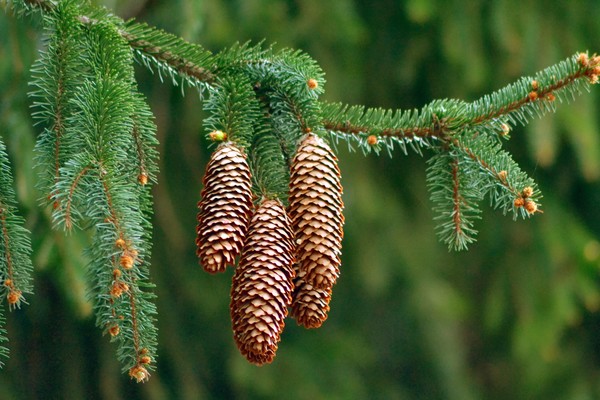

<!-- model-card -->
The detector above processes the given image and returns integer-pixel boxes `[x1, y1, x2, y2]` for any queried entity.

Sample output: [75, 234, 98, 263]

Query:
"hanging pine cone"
[196, 142, 253, 273]
[230, 198, 295, 365]
[291, 267, 331, 329]
[288, 133, 344, 291]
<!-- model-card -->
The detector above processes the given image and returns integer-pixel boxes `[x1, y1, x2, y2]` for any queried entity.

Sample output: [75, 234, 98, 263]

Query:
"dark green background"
[1, 0, 600, 398]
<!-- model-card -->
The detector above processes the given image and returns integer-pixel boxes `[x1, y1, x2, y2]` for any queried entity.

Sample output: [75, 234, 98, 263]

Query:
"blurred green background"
[2, 0, 600, 398]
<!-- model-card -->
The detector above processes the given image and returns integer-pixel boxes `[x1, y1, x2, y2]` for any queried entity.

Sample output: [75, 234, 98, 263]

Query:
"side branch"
[450, 159, 464, 238]
[0, 209, 21, 309]
[455, 142, 517, 196]
[322, 53, 600, 150]
[52, 75, 65, 184]
[98, 175, 151, 382]
[63, 165, 90, 230]
[452, 135, 541, 218]
[468, 53, 600, 127]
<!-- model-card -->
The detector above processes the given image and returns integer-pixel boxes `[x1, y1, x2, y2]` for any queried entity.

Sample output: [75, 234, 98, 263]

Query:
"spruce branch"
[0, 136, 34, 364]
[60, 161, 90, 230]
[0, 140, 34, 309]
[321, 52, 600, 155]
[467, 52, 600, 130]
[13, 0, 600, 280]
[30, 0, 86, 205]
[321, 100, 451, 155]
[18, 0, 600, 134]
[452, 131, 542, 220]
[427, 153, 482, 251]
[25, 2, 160, 379]
[7, 0, 600, 377]
[92, 174, 157, 381]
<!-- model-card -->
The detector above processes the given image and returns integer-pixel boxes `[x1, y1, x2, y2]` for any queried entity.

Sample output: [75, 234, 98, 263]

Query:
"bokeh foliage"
[1, 0, 600, 398]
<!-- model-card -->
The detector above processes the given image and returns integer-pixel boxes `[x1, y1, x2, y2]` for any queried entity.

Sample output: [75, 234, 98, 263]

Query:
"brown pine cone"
[230, 198, 295, 365]
[288, 133, 344, 290]
[291, 267, 331, 329]
[196, 142, 253, 273]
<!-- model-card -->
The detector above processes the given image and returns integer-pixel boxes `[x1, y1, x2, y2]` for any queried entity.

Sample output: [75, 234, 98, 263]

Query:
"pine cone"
[196, 142, 253, 273]
[291, 267, 331, 329]
[230, 198, 295, 365]
[288, 133, 344, 290]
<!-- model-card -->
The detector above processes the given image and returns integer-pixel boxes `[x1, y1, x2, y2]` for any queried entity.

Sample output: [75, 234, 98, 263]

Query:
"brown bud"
[546, 93, 556, 102]
[7, 290, 21, 305]
[3, 279, 12, 287]
[522, 186, 534, 198]
[578, 52, 589, 67]
[514, 198, 525, 208]
[528, 91, 538, 102]
[110, 281, 129, 298]
[524, 200, 538, 214]
[531, 80, 539, 91]
[129, 365, 150, 383]
[115, 238, 126, 249]
[498, 170, 508, 181]
[108, 325, 120, 337]
[307, 78, 319, 90]
[138, 172, 148, 186]
[367, 135, 378, 145]
[139, 355, 152, 365]
[120, 254, 134, 270]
